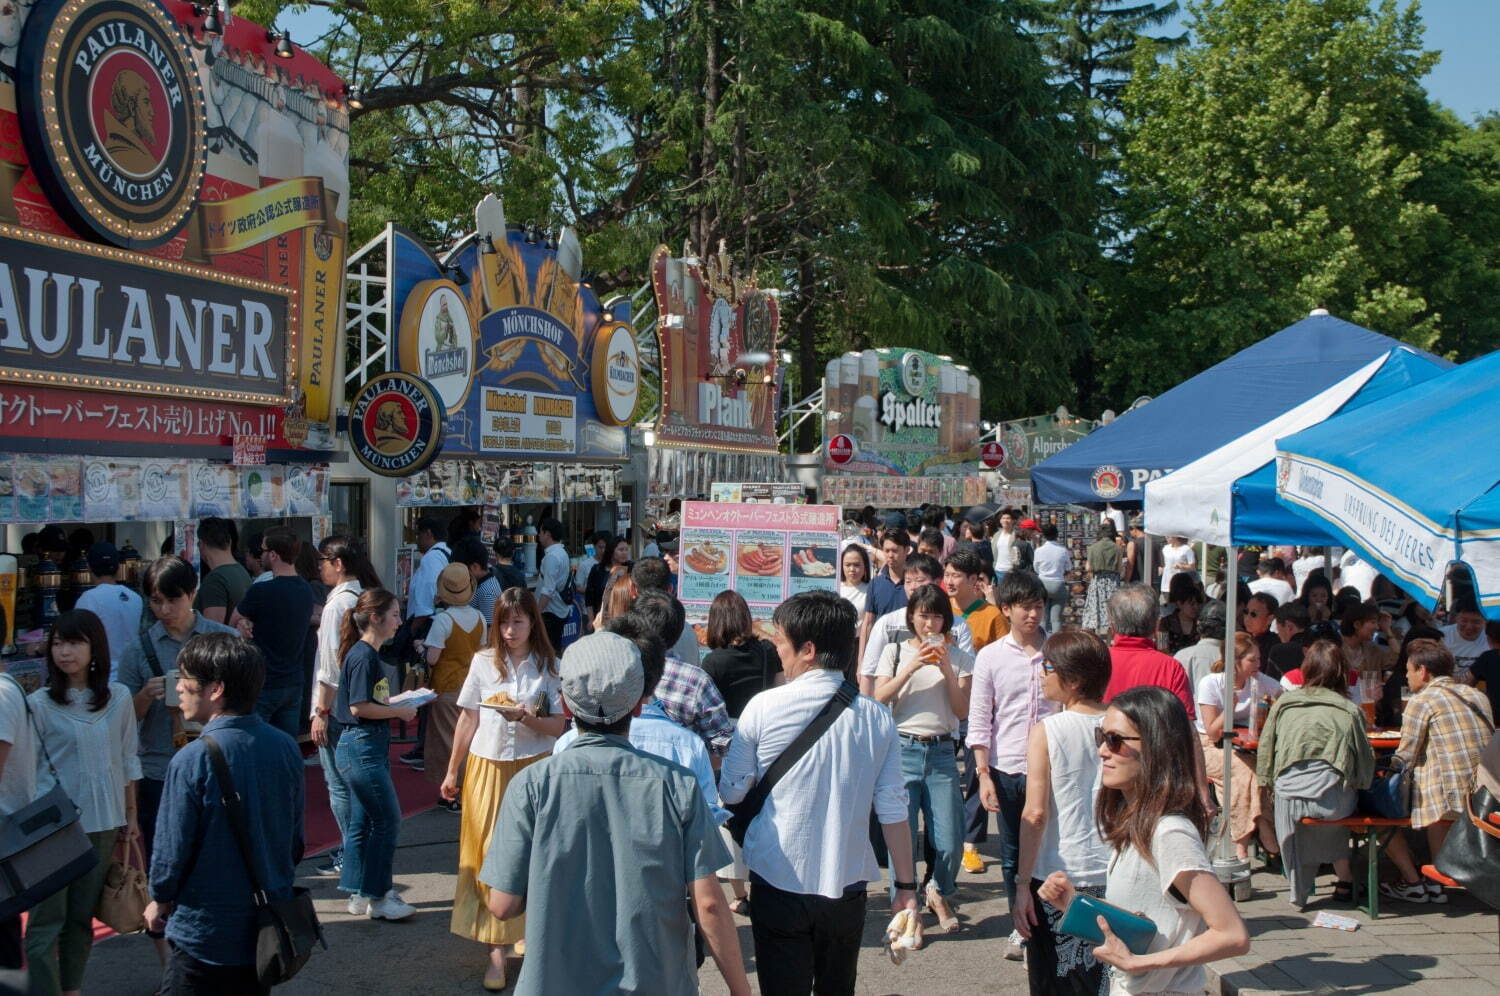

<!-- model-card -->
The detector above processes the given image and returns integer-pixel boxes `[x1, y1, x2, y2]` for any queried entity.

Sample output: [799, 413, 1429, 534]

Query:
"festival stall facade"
[0, 0, 349, 680]
[347, 195, 641, 595]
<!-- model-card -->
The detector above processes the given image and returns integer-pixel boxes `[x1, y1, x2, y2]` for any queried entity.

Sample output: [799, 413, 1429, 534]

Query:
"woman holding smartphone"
[442, 587, 565, 991]
[1039, 686, 1249, 995]
[335, 589, 419, 923]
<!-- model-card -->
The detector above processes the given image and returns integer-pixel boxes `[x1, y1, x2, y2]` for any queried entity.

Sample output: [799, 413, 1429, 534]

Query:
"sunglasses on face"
[1094, 728, 1142, 754]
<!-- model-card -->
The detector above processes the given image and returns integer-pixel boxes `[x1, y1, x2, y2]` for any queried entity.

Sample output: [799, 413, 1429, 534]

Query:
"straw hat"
[436, 562, 475, 607]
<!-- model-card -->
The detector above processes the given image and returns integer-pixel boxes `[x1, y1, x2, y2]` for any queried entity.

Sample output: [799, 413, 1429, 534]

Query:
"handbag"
[1357, 756, 1410, 819]
[0, 676, 100, 919]
[202, 736, 325, 987]
[1057, 892, 1158, 956]
[1434, 786, 1500, 910]
[724, 681, 856, 847]
[94, 835, 149, 933]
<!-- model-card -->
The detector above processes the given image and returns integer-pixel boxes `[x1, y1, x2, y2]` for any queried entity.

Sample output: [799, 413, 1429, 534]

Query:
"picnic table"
[1232, 728, 1401, 751]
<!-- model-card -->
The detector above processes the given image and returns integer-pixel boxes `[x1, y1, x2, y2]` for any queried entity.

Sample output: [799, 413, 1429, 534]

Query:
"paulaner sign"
[0, 226, 291, 404]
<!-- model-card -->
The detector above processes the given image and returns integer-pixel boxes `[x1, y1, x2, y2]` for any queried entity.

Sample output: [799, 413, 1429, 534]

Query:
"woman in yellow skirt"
[441, 587, 564, 991]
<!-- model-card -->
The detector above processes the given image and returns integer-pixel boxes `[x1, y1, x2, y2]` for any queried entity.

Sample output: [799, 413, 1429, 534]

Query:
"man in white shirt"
[860, 553, 973, 694]
[0, 670, 38, 967]
[573, 533, 603, 630]
[1291, 549, 1326, 595]
[720, 590, 915, 996]
[1249, 557, 1295, 607]
[991, 509, 1019, 577]
[1339, 551, 1379, 600]
[1032, 523, 1072, 634]
[406, 516, 451, 625]
[535, 517, 572, 653]
[74, 542, 143, 682]
[1442, 604, 1489, 679]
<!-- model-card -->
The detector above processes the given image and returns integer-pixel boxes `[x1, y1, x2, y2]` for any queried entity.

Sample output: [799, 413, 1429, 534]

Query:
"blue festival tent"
[1030, 312, 1435, 506]
[1276, 348, 1500, 619]
[1144, 347, 1449, 545]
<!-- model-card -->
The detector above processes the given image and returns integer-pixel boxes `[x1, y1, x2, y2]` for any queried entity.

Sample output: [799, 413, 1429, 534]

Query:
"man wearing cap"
[230, 527, 314, 739]
[424, 563, 486, 807]
[75, 541, 144, 682]
[482, 632, 749, 996]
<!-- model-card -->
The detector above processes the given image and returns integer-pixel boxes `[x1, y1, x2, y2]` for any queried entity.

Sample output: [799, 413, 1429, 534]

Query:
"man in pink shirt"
[1103, 583, 1195, 718]
[966, 570, 1057, 959]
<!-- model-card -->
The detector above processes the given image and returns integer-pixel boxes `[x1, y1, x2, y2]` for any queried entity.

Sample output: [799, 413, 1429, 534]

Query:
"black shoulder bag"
[724, 680, 857, 847]
[201, 736, 325, 987]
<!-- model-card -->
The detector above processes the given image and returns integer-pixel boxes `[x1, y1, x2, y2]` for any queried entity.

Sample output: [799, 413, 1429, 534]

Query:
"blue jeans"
[1042, 578, 1068, 635]
[319, 722, 349, 862]
[336, 723, 401, 898]
[896, 736, 964, 901]
[986, 767, 1027, 905]
[256, 685, 302, 740]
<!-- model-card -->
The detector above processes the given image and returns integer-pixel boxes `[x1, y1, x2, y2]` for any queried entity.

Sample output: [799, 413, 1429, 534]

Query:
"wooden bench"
[1300, 815, 1410, 918]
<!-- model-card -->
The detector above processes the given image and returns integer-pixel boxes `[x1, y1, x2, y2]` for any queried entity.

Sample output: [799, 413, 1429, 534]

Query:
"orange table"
[1232, 728, 1399, 751]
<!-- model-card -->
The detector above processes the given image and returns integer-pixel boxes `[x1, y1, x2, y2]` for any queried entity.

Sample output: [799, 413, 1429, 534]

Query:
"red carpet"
[28, 732, 439, 943]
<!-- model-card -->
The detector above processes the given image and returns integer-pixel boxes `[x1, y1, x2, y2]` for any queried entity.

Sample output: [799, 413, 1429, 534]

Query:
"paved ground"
[82, 808, 1500, 994]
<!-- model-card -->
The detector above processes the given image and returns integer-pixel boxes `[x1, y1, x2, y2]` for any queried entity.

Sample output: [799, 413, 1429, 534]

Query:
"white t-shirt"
[1160, 544, 1195, 592]
[1441, 624, 1489, 673]
[427, 605, 486, 650]
[455, 649, 563, 762]
[537, 543, 572, 619]
[1248, 576, 1295, 607]
[860, 606, 974, 676]
[1033, 541, 1071, 583]
[1194, 671, 1282, 734]
[1105, 815, 1214, 996]
[1339, 552, 1378, 600]
[839, 582, 868, 617]
[1291, 555, 1326, 594]
[74, 582, 144, 677]
[992, 530, 1017, 571]
[874, 641, 975, 737]
[0, 678, 38, 816]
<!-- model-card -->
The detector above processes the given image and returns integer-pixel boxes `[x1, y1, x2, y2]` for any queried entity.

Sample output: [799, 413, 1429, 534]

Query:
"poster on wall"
[710, 482, 806, 504]
[677, 500, 839, 624]
[83, 458, 142, 522]
[650, 244, 781, 454]
[822, 349, 981, 476]
[0, 0, 349, 441]
[386, 195, 640, 464]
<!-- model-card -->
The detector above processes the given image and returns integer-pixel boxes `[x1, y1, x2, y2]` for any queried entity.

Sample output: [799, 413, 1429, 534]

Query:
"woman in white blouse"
[26, 609, 141, 996]
[839, 545, 871, 617]
[441, 588, 565, 991]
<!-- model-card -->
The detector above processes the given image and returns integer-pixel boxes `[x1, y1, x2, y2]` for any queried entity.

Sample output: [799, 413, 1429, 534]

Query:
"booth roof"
[1030, 313, 1439, 507]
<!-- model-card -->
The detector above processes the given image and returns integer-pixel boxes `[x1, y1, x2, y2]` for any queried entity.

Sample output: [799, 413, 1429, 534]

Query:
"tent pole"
[1217, 546, 1240, 867]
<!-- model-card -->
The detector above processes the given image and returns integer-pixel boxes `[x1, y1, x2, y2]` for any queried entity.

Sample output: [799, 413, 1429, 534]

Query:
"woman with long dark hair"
[839, 544, 872, 616]
[26, 610, 141, 996]
[334, 589, 419, 923]
[1039, 686, 1249, 995]
[1296, 574, 1334, 624]
[442, 587, 565, 990]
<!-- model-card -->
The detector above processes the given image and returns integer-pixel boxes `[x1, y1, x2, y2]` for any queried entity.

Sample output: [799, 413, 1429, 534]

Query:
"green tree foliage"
[1097, 0, 1500, 405]
[1026, 0, 1186, 111]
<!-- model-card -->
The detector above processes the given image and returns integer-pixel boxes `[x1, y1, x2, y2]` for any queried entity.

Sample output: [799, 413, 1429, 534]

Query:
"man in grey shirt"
[481, 632, 748, 996]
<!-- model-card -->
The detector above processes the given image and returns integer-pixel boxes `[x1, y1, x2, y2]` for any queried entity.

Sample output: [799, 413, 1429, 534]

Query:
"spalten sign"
[347, 372, 443, 477]
[821, 348, 981, 476]
[0, 0, 350, 446]
[650, 243, 781, 454]
[386, 195, 641, 463]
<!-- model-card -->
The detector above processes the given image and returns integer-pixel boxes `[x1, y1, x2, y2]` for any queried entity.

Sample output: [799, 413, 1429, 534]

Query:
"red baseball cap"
[1019, 518, 1039, 530]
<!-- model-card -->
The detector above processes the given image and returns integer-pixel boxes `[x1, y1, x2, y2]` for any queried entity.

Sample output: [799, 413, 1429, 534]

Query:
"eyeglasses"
[1094, 728, 1142, 754]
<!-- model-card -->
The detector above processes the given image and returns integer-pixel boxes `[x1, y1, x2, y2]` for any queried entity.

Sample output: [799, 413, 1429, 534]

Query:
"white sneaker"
[1005, 928, 1026, 961]
[346, 895, 369, 916]
[367, 892, 416, 921]
[1425, 881, 1448, 904]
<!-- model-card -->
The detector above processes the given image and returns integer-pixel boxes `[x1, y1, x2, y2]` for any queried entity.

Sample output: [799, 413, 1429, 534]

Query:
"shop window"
[330, 481, 369, 540]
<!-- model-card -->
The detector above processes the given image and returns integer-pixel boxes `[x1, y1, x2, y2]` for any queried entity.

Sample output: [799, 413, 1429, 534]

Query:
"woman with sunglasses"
[1039, 686, 1249, 994]
[1012, 631, 1111, 994]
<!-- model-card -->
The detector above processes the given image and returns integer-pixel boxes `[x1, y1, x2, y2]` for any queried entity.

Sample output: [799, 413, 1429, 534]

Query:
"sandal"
[728, 897, 751, 916]
[1331, 880, 1355, 903]
[925, 886, 959, 932]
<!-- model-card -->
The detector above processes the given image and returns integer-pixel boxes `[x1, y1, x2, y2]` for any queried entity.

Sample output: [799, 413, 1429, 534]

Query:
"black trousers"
[0, 915, 21, 971]
[542, 611, 567, 654]
[749, 874, 865, 996]
[162, 942, 267, 996]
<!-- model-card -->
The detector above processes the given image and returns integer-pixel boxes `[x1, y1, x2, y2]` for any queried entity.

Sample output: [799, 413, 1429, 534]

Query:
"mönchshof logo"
[18, 0, 208, 249]
[348, 372, 444, 477]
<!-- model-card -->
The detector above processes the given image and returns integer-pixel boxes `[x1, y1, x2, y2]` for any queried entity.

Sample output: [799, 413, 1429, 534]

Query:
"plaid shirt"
[1397, 676, 1494, 828]
[655, 654, 734, 755]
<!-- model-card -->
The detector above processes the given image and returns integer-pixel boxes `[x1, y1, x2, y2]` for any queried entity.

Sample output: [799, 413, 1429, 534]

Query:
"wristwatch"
[893, 880, 918, 891]
[315, 707, 331, 718]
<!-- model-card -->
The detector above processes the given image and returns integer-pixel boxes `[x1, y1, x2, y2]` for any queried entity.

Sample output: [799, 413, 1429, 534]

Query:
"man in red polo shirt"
[1103, 583, 1195, 718]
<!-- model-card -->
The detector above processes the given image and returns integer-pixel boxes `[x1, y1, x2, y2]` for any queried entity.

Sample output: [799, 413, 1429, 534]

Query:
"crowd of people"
[0, 502, 1496, 995]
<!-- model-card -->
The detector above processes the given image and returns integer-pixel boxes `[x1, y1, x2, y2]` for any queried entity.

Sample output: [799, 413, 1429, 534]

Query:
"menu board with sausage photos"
[677, 500, 841, 624]
[1036, 504, 1095, 628]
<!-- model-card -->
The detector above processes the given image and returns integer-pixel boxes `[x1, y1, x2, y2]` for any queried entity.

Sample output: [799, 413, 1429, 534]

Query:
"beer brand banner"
[822, 348, 981, 476]
[386, 195, 641, 463]
[650, 244, 781, 454]
[0, 0, 349, 441]
[994, 413, 1096, 479]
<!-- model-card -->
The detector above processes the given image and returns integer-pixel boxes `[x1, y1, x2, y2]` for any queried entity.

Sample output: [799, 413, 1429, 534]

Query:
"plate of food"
[479, 691, 521, 713]
[737, 543, 784, 577]
[683, 542, 729, 575]
[791, 548, 837, 577]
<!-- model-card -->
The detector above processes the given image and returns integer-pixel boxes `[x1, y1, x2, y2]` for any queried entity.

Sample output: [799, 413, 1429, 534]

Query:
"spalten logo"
[18, 0, 208, 249]
[348, 372, 443, 477]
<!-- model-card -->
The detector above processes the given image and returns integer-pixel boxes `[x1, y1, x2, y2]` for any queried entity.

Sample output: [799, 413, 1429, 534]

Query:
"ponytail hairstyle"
[490, 586, 558, 679]
[338, 588, 398, 666]
[320, 534, 382, 590]
[1095, 686, 1209, 863]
